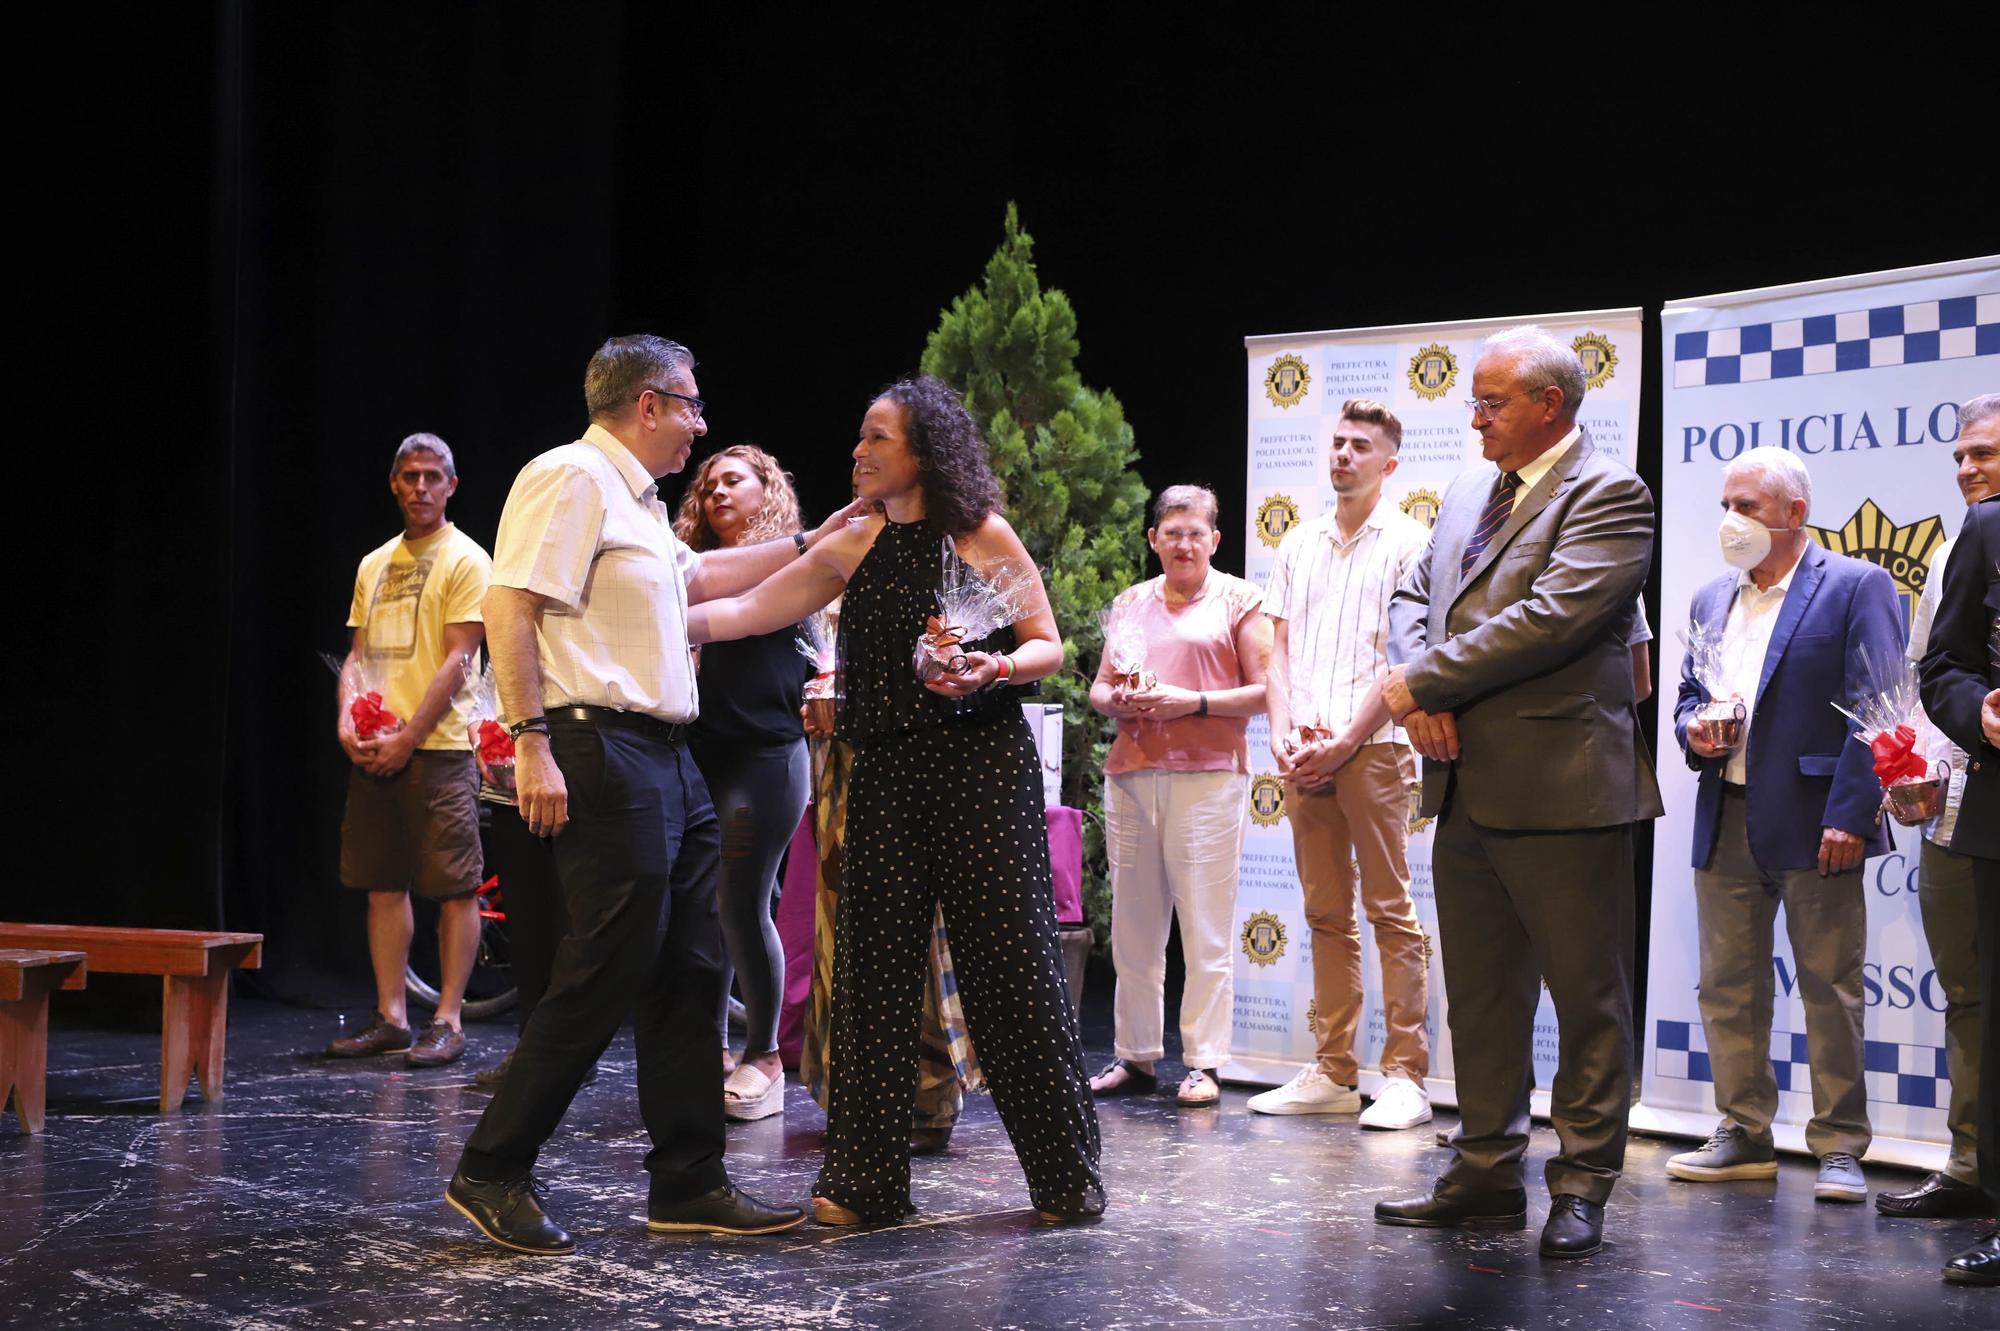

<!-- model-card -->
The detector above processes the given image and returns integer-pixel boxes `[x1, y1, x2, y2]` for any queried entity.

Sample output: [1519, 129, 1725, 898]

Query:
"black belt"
[545, 705, 687, 745]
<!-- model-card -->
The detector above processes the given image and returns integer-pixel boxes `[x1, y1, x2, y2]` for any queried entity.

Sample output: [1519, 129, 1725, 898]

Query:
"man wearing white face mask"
[1669, 447, 1904, 1203]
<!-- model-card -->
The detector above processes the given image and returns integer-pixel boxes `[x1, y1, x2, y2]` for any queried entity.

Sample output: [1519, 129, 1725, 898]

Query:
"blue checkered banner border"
[1672, 292, 1999, 388]
[1654, 1020, 1949, 1111]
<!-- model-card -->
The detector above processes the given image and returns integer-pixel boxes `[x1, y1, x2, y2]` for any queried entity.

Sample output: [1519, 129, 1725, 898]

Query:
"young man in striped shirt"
[1251, 398, 1433, 1130]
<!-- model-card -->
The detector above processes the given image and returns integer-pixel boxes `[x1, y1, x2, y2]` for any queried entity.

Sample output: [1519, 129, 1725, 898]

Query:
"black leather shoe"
[1944, 1234, 2000, 1285]
[471, 1049, 515, 1093]
[471, 1049, 600, 1094]
[1375, 1186, 1527, 1230]
[1875, 1171, 1988, 1218]
[647, 1184, 807, 1235]
[446, 1169, 574, 1256]
[1540, 1194, 1604, 1258]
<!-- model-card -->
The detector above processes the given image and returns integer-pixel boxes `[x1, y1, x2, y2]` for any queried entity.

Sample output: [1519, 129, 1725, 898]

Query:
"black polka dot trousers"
[814, 713, 1104, 1219]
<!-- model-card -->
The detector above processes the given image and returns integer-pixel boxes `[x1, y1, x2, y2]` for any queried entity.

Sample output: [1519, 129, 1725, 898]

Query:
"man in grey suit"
[1374, 326, 1661, 1259]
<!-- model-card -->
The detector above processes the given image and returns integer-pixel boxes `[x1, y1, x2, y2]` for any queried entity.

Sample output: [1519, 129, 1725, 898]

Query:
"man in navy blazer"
[1669, 447, 1902, 1205]
[1917, 448, 2000, 1286]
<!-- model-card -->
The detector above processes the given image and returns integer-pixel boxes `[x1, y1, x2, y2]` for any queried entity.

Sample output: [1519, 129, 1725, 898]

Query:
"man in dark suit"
[1669, 448, 1901, 1207]
[1377, 326, 1661, 1259]
[1919, 418, 2000, 1286]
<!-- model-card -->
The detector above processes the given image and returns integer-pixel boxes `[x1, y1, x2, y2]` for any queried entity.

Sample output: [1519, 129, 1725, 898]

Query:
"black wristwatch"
[507, 715, 550, 739]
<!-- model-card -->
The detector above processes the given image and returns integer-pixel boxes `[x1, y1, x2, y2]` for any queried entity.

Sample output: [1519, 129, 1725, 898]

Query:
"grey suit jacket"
[1388, 430, 1663, 830]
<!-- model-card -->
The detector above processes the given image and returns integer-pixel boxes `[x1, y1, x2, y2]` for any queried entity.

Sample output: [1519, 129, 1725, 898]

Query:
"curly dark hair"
[875, 375, 1001, 537]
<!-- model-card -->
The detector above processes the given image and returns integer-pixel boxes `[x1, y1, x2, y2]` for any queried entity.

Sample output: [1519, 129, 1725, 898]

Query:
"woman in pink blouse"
[1087, 486, 1271, 1107]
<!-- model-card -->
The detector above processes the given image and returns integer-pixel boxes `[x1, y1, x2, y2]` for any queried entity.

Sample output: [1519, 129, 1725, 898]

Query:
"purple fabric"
[1045, 804, 1085, 925]
[774, 806, 818, 1064]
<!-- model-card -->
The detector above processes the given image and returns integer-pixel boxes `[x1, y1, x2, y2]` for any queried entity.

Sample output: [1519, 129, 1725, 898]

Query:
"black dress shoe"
[1875, 1171, 1988, 1218]
[1944, 1234, 2000, 1285]
[1539, 1194, 1604, 1258]
[472, 1049, 599, 1094]
[1375, 1186, 1527, 1230]
[647, 1184, 807, 1235]
[446, 1169, 574, 1256]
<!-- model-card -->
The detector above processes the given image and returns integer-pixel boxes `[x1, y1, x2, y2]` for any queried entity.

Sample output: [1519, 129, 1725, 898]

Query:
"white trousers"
[1104, 768, 1247, 1069]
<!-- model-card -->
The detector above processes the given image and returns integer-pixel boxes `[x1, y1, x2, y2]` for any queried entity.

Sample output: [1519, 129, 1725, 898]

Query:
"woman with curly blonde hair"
[673, 444, 817, 1121]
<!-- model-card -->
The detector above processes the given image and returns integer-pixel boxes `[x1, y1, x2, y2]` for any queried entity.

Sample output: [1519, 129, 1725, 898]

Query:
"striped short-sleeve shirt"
[1264, 498, 1430, 746]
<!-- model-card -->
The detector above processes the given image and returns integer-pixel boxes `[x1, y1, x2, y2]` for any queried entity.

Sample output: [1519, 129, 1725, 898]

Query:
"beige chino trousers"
[1284, 742, 1429, 1086]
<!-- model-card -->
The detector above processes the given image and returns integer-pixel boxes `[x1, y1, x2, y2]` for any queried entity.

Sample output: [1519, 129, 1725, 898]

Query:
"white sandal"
[723, 1063, 785, 1121]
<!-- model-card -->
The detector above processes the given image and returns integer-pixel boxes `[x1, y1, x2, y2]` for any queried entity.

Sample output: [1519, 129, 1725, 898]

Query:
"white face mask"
[1718, 510, 1776, 570]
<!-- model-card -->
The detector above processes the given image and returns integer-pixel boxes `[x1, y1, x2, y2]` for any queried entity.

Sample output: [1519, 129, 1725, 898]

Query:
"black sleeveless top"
[835, 516, 1036, 744]
[690, 622, 814, 746]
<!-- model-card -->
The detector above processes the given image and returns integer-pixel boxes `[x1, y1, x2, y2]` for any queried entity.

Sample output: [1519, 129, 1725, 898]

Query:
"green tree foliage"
[922, 203, 1148, 946]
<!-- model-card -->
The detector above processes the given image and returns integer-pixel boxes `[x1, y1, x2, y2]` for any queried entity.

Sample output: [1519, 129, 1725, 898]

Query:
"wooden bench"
[2, 948, 87, 1132]
[0, 924, 262, 1112]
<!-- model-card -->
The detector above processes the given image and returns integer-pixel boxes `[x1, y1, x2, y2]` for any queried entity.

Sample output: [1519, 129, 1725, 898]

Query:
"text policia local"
[1680, 401, 1967, 464]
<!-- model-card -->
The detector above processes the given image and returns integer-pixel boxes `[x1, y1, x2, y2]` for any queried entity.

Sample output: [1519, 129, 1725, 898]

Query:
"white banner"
[1229, 309, 1644, 1109]
[1634, 258, 2000, 1170]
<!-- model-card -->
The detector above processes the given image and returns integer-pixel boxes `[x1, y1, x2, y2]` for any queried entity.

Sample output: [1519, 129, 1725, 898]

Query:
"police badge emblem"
[1407, 343, 1458, 402]
[1255, 494, 1300, 549]
[1248, 773, 1286, 827]
[1240, 910, 1288, 967]
[1264, 353, 1311, 409]
[1806, 499, 1944, 636]
[1398, 487, 1442, 530]
[1571, 331, 1619, 389]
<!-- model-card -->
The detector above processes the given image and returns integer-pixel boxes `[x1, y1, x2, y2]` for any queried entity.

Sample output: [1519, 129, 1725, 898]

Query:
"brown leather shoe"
[406, 1020, 466, 1067]
[327, 1012, 413, 1057]
[910, 1126, 953, 1155]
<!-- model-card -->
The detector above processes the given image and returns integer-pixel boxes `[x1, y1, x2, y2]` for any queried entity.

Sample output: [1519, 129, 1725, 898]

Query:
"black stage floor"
[3, 988, 1989, 1330]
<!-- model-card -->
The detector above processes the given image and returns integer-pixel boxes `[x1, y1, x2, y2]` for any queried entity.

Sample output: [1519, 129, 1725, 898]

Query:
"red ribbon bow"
[350, 691, 401, 740]
[1869, 724, 1929, 787]
[475, 719, 516, 765]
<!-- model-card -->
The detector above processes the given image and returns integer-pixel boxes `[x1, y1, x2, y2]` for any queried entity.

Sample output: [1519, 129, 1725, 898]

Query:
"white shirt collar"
[581, 422, 659, 501]
[1510, 424, 1582, 494]
[1735, 558, 1799, 598]
[1325, 494, 1394, 544]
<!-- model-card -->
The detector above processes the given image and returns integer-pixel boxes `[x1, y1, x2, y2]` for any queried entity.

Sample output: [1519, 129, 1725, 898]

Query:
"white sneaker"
[1358, 1075, 1432, 1130]
[1246, 1065, 1360, 1115]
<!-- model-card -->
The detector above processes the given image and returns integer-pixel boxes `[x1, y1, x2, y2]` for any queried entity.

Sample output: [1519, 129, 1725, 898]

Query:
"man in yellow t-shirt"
[328, 432, 492, 1068]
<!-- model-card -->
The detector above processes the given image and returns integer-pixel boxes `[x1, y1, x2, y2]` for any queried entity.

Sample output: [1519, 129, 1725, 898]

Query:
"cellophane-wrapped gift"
[463, 659, 516, 800]
[1099, 600, 1156, 696]
[321, 650, 403, 741]
[1679, 622, 1744, 747]
[1834, 640, 1946, 824]
[797, 612, 838, 732]
[912, 537, 1033, 683]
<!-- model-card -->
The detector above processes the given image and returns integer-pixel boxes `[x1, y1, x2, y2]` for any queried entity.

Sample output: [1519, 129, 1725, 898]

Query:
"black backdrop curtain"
[30, 8, 1993, 1014]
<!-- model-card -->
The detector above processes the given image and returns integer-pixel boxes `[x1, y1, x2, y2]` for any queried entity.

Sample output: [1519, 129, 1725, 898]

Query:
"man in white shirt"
[1251, 399, 1432, 1131]
[1877, 392, 2000, 1220]
[446, 335, 862, 1255]
[1670, 447, 1903, 1205]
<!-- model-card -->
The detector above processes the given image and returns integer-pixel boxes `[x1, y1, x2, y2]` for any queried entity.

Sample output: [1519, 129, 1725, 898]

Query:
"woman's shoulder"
[1112, 576, 1164, 610]
[1209, 570, 1264, 607]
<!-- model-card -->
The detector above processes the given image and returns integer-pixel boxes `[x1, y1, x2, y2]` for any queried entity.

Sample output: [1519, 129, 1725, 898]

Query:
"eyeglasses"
[641, 386, 706, 420]
[1464, 389, 1539, 418]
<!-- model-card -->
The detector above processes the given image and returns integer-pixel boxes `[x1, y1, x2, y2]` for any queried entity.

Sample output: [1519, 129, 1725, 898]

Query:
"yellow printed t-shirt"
[347, 523, 492, 751]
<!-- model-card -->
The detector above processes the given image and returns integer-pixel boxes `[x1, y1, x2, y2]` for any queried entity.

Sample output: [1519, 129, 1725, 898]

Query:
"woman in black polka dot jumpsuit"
[689, 376, 1104, 1224]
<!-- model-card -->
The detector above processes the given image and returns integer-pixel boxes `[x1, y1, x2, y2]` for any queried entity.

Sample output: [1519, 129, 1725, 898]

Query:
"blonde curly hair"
[673, 444, 804, 551]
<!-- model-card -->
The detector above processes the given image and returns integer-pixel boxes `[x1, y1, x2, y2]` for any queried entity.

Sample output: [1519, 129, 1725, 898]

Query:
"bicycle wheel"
[405, 882, 517, 1022]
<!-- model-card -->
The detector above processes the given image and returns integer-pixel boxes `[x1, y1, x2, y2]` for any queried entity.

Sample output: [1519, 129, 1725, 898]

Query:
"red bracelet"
[995, 655, 1015, 685]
